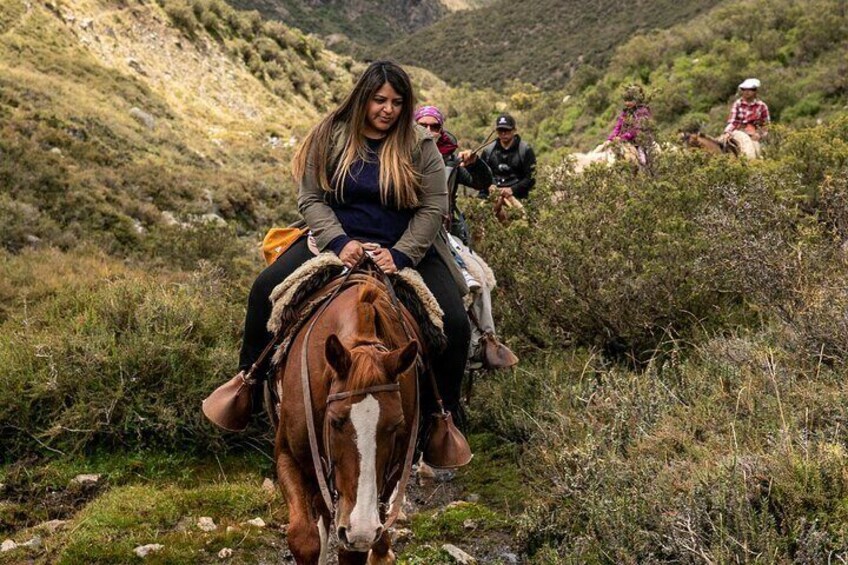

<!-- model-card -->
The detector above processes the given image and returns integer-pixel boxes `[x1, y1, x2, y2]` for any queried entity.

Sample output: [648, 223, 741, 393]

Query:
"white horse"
[569, 142, 664, 173]
[728, 130, 761, 159]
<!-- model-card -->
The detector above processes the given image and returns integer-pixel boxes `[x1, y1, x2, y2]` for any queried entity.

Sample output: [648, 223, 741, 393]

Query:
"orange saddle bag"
[262, 227, 307, 265]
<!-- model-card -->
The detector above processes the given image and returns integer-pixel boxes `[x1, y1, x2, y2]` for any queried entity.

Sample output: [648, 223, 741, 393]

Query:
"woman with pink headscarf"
[415, 105, 516, 372]
[414, 105, 492, 247]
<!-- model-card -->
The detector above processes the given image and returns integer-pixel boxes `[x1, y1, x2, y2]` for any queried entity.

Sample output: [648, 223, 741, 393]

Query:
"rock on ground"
[37, 520, 68, 533]
[442, 543, 477, 564]
[218, 547, 233, 559]
[197, 517, 217, 532]
[1, 540, 17, 553]
[133, 544, 164, 557]
[71, 473, 102, 486]
[129, 107, 156, 130]
[20, 536, 42, 550]
[244, 517, 266, 528]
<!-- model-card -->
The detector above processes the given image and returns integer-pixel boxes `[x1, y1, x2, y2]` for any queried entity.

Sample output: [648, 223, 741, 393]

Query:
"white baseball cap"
[738, 78, 761, 90]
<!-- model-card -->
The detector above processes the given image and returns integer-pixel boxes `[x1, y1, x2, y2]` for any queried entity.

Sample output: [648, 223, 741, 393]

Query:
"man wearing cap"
[720, 78, 770, 144]
[480, 113, 536, 200]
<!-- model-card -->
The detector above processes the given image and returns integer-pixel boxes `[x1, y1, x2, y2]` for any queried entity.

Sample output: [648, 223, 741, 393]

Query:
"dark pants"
[239, 238, 470, 419]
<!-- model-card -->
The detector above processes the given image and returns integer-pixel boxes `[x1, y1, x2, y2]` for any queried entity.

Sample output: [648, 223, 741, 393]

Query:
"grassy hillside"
[517, 0, 848, 153]
[223, 0, 495, 57]
[417, 0, 848, 160]
[4, 0, 848, 561]
[384, 0, 723, 89]
[0, 0, 357, 255]
[462, 117, 848, 560]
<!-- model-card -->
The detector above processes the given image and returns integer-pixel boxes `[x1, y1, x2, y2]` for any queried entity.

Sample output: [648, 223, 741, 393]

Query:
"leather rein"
[298, 256, 423, 531]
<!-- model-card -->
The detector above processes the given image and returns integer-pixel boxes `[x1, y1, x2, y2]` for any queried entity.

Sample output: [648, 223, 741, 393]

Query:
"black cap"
[495, 114, 516, 130]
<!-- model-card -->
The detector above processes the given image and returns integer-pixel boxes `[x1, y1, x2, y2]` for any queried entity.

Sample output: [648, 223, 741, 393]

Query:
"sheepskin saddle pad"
[266, 253, 447, 367]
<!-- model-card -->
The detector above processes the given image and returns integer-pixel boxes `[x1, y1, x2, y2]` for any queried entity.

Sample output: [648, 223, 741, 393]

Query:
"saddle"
[203, 254, 472, 469]
[265, 253, 447, 365]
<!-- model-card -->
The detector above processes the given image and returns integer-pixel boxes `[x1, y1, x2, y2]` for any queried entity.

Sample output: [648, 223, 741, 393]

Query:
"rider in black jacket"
[480, 113, 536, 200]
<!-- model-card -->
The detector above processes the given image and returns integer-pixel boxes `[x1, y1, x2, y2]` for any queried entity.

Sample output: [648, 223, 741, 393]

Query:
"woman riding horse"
[238, 60, 470, 424]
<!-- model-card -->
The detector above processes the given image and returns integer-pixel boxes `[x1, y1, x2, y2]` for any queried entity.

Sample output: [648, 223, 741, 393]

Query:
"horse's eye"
[331, 417, 347, 430]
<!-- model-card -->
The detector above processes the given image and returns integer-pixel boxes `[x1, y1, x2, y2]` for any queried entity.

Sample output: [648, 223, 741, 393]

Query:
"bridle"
[299, 256, 420, 532]
[321, 345, 408, 518]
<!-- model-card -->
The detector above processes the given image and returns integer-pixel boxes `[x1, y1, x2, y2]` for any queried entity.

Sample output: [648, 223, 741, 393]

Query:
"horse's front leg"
[277, 450, 323, 564]
[337, 547, 368, 565]
[367, 530, 395, 565]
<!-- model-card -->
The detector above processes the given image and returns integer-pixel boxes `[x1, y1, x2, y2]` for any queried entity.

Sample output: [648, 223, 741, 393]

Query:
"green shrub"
[474, 337, 848, 562]
[161, 0, 197, 37]
[0, 249, 247, 460]
[469, 152, 810, 361]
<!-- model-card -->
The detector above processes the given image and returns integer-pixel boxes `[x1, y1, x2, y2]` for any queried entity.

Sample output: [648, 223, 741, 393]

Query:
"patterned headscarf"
[623, 84, 646, 104]
[414, 105, 445, 126]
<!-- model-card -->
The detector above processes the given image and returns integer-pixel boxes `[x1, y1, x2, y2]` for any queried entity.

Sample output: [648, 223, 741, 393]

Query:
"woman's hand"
[458, 149, 477, 166]
[338, 240, 365, 269]
[368, 247, 398, 274]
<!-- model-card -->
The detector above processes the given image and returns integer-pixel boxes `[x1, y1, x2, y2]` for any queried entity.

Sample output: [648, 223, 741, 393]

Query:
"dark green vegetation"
[0, 451, 288, 564]
[522, 0, 848, 153]
[4, 0, 848, 561]
[158, 0, 354, 105]
[223, 0, 446, 57]
[464, 118, 848, 560]
[385, 0, 722, 89]
[406, 0, 848, 161]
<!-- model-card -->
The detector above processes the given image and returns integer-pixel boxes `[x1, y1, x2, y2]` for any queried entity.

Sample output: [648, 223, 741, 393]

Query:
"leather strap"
[299, 258, 423, 531]
[374, 268, 446, 413]
[326, 383, 400, 403]
[300, 260, 369, 515]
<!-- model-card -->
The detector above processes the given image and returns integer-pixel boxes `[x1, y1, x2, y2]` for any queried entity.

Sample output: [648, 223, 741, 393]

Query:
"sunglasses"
[418, 122, 442, 132]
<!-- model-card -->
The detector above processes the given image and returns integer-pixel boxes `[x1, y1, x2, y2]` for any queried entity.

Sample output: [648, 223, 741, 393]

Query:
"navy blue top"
[326, 138, 414, 269]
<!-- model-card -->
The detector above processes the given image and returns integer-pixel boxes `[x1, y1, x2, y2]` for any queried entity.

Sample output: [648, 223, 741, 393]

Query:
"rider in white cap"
[720, 78, 770, 143]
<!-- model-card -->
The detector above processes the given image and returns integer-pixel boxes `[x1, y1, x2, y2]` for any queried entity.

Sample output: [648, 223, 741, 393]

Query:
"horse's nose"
[336, 525, 383, 550]
[337, 526, 349, 547]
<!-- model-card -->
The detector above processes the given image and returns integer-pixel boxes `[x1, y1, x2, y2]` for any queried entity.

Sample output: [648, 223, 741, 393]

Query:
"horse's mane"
[344, 283, 410, 391]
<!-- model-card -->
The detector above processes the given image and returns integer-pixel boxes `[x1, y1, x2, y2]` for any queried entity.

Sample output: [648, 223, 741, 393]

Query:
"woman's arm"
[608, 112, 624, 141]
[296, 146, 348, 251]
[457, 156, 493, 191]
[391, 137, 447, 267]
[724, 100, 741, 134]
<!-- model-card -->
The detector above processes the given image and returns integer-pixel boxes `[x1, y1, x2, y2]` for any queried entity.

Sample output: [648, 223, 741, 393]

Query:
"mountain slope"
[384, 0, 723, 89]
[0, 0, 356, 253]
[522, 0, 848, 152]
[223, 0, 496, 54]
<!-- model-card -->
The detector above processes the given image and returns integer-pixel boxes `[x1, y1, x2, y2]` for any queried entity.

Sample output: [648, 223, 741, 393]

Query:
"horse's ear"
[383, 340, 418, 380]
[325, 334, 351, 379]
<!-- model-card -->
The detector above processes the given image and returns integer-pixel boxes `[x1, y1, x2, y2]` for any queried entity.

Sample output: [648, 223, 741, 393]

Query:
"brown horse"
[275, 278, 419, 565]
[680, 131, 740, 156]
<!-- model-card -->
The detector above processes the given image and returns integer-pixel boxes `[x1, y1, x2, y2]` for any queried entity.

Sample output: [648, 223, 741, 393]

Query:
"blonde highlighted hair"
[292, 60, 420, 209]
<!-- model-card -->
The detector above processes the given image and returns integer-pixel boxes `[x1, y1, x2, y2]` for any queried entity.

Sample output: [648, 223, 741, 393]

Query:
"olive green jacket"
[296, 125, 468, 294]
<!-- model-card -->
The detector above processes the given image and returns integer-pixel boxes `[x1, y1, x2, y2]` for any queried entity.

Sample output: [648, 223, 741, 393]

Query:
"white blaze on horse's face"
[342, 394, 383, 550]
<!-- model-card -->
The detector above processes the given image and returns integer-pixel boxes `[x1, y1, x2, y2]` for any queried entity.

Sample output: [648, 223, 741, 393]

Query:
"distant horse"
[275, 274, 420, 565]
[570, 143, 617, 173]
[680, 130, 761, 159]
[569, 142, 660, 173]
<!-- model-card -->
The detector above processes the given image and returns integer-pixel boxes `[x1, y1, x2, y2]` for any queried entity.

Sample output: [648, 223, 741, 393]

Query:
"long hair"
[291, 60, 420, 209]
